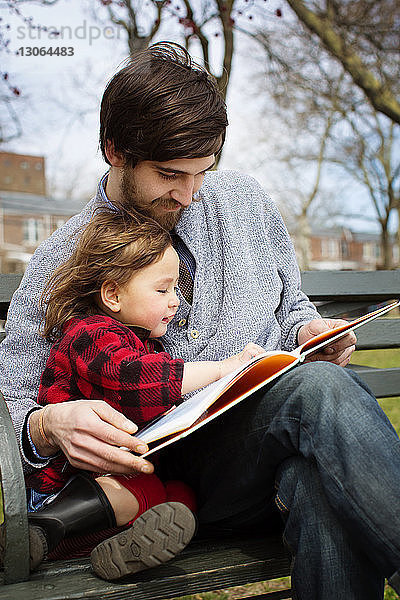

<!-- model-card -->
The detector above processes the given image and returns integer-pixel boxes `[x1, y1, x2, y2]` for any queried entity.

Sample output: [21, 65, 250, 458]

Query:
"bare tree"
[0, 0, 62, 144]
[91, 0, 269, 101]
[0, 77, 22, 144]
[326, 111, 399, 268]
[285, 0, 400, 124]
[263, 95, 340, 270]
[252, 1, 399, 268]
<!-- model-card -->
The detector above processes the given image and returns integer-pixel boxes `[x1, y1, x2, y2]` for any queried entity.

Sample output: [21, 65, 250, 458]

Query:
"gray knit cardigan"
[0, 169, 319, 472]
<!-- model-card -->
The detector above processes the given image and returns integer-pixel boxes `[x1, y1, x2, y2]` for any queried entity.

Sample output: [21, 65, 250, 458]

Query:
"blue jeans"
[159, 361, 400, 600]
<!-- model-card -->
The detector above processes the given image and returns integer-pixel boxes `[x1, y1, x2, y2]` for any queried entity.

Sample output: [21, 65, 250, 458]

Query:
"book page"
[137, 351, 271, 444]
[137, 350, 297, 447]
[140, 351, 299, 456]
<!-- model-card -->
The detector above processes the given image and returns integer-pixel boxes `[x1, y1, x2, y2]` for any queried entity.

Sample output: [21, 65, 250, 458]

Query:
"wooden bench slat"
[354, 319, 400, 350]
[244, 592, 292, 600]
[315, 300, 375, 318]
[2, 319, 398, 349]
[0, 274, 23, 321]
[302, 270, 400, 301]
[0, 275, 23, 302]
[349, 366, 400, 397]
[0, 536, 291, 600]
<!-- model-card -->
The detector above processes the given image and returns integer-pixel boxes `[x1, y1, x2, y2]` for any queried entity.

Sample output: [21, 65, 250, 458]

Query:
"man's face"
[120, 155, 215, 230]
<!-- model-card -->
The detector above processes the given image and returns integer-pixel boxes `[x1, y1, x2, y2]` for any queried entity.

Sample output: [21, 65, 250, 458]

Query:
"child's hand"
[219, 343, 265, 378]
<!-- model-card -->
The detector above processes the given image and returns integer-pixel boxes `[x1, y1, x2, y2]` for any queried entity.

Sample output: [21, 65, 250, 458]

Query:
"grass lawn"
[1, 350, 399, 598]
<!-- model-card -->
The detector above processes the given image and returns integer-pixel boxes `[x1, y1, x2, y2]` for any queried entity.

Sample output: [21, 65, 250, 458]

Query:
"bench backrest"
[0, 271, 399, 395]
[2, 271, 398, 346]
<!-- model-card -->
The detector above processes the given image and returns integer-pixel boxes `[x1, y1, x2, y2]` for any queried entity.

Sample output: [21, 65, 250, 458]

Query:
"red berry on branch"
[276, 8, 282, 16]
[3, 73, 8, 81]
[12, 87, 21, 96]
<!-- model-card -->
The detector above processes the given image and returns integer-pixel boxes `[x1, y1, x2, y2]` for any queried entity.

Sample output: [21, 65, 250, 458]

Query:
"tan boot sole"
[90, 502, 196, 581]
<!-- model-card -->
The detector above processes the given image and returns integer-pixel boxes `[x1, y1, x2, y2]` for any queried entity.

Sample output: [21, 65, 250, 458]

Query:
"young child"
[19, 208, 265, 581]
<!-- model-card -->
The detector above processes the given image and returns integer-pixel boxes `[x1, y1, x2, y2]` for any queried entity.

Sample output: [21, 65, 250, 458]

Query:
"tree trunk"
[380, 221, 391, 269]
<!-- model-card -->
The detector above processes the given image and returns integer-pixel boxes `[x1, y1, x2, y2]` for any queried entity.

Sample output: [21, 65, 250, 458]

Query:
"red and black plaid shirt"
[26, 314, 184, 493]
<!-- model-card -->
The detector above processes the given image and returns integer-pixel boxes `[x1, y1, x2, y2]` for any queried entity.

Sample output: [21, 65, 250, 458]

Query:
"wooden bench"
[0, 270, 399, 600]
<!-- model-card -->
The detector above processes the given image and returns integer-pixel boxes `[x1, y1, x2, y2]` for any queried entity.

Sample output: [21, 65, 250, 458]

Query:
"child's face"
[116, 245, 180, 338]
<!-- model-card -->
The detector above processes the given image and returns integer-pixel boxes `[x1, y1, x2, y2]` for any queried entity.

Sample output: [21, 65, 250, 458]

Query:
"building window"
[35, 162, 42, 171]
[363, 242, 382, 261]
[363, 243, 373, 260]
[23, 218, 42, 244]
[340, 241, 349, 258]
[321, 239, 339, 258]
[20, 161, 29, 170]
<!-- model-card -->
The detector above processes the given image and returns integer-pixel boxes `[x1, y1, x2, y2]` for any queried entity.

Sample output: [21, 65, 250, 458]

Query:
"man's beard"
[120, 167, 185, 231]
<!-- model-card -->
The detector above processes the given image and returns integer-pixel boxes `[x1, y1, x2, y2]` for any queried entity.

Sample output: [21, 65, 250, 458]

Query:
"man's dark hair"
[100, 41, 228, 167]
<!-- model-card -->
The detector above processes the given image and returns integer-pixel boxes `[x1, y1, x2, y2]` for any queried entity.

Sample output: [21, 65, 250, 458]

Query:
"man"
[0, 42, 399, 599]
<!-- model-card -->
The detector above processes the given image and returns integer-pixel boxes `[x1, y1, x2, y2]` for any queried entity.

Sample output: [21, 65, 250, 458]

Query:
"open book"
[137, 300, 399, 457]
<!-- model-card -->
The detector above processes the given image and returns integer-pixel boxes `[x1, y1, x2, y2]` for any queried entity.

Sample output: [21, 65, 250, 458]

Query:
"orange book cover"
[137, 300, 399, 457]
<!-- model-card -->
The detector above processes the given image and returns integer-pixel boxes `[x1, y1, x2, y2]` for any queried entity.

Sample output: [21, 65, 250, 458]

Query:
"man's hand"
[29, 400, 154, 474]
[297, 319, 356, 367]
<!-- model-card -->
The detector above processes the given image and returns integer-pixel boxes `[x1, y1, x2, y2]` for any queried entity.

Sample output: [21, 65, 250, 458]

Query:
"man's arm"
[28, 402, 155, 474]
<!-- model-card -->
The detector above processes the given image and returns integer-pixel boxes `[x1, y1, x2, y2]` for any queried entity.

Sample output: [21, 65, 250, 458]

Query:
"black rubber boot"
[26, 473, 116, 570]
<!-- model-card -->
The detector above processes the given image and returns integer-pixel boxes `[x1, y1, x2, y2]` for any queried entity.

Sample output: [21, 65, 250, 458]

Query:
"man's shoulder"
[203, 169, 263, 191]
[199, 169, 275, 218]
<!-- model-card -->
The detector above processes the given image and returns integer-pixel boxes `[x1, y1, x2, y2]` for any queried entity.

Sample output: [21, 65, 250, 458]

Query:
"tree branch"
[286, 0, 400, 124]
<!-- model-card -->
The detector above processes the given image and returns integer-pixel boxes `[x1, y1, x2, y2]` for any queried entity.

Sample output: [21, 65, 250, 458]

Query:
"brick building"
[0, 152, 46, 196]
[294, 226, 399, 271]
[0, 152, 85, 274]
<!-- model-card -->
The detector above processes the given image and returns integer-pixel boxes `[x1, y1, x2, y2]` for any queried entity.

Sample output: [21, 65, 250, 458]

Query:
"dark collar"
[93, 308, 152, 342]
[125, 325, 152, 341]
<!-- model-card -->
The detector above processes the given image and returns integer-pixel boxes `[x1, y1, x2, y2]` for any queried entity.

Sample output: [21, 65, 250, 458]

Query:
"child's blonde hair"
[41, 209, 172, 342]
